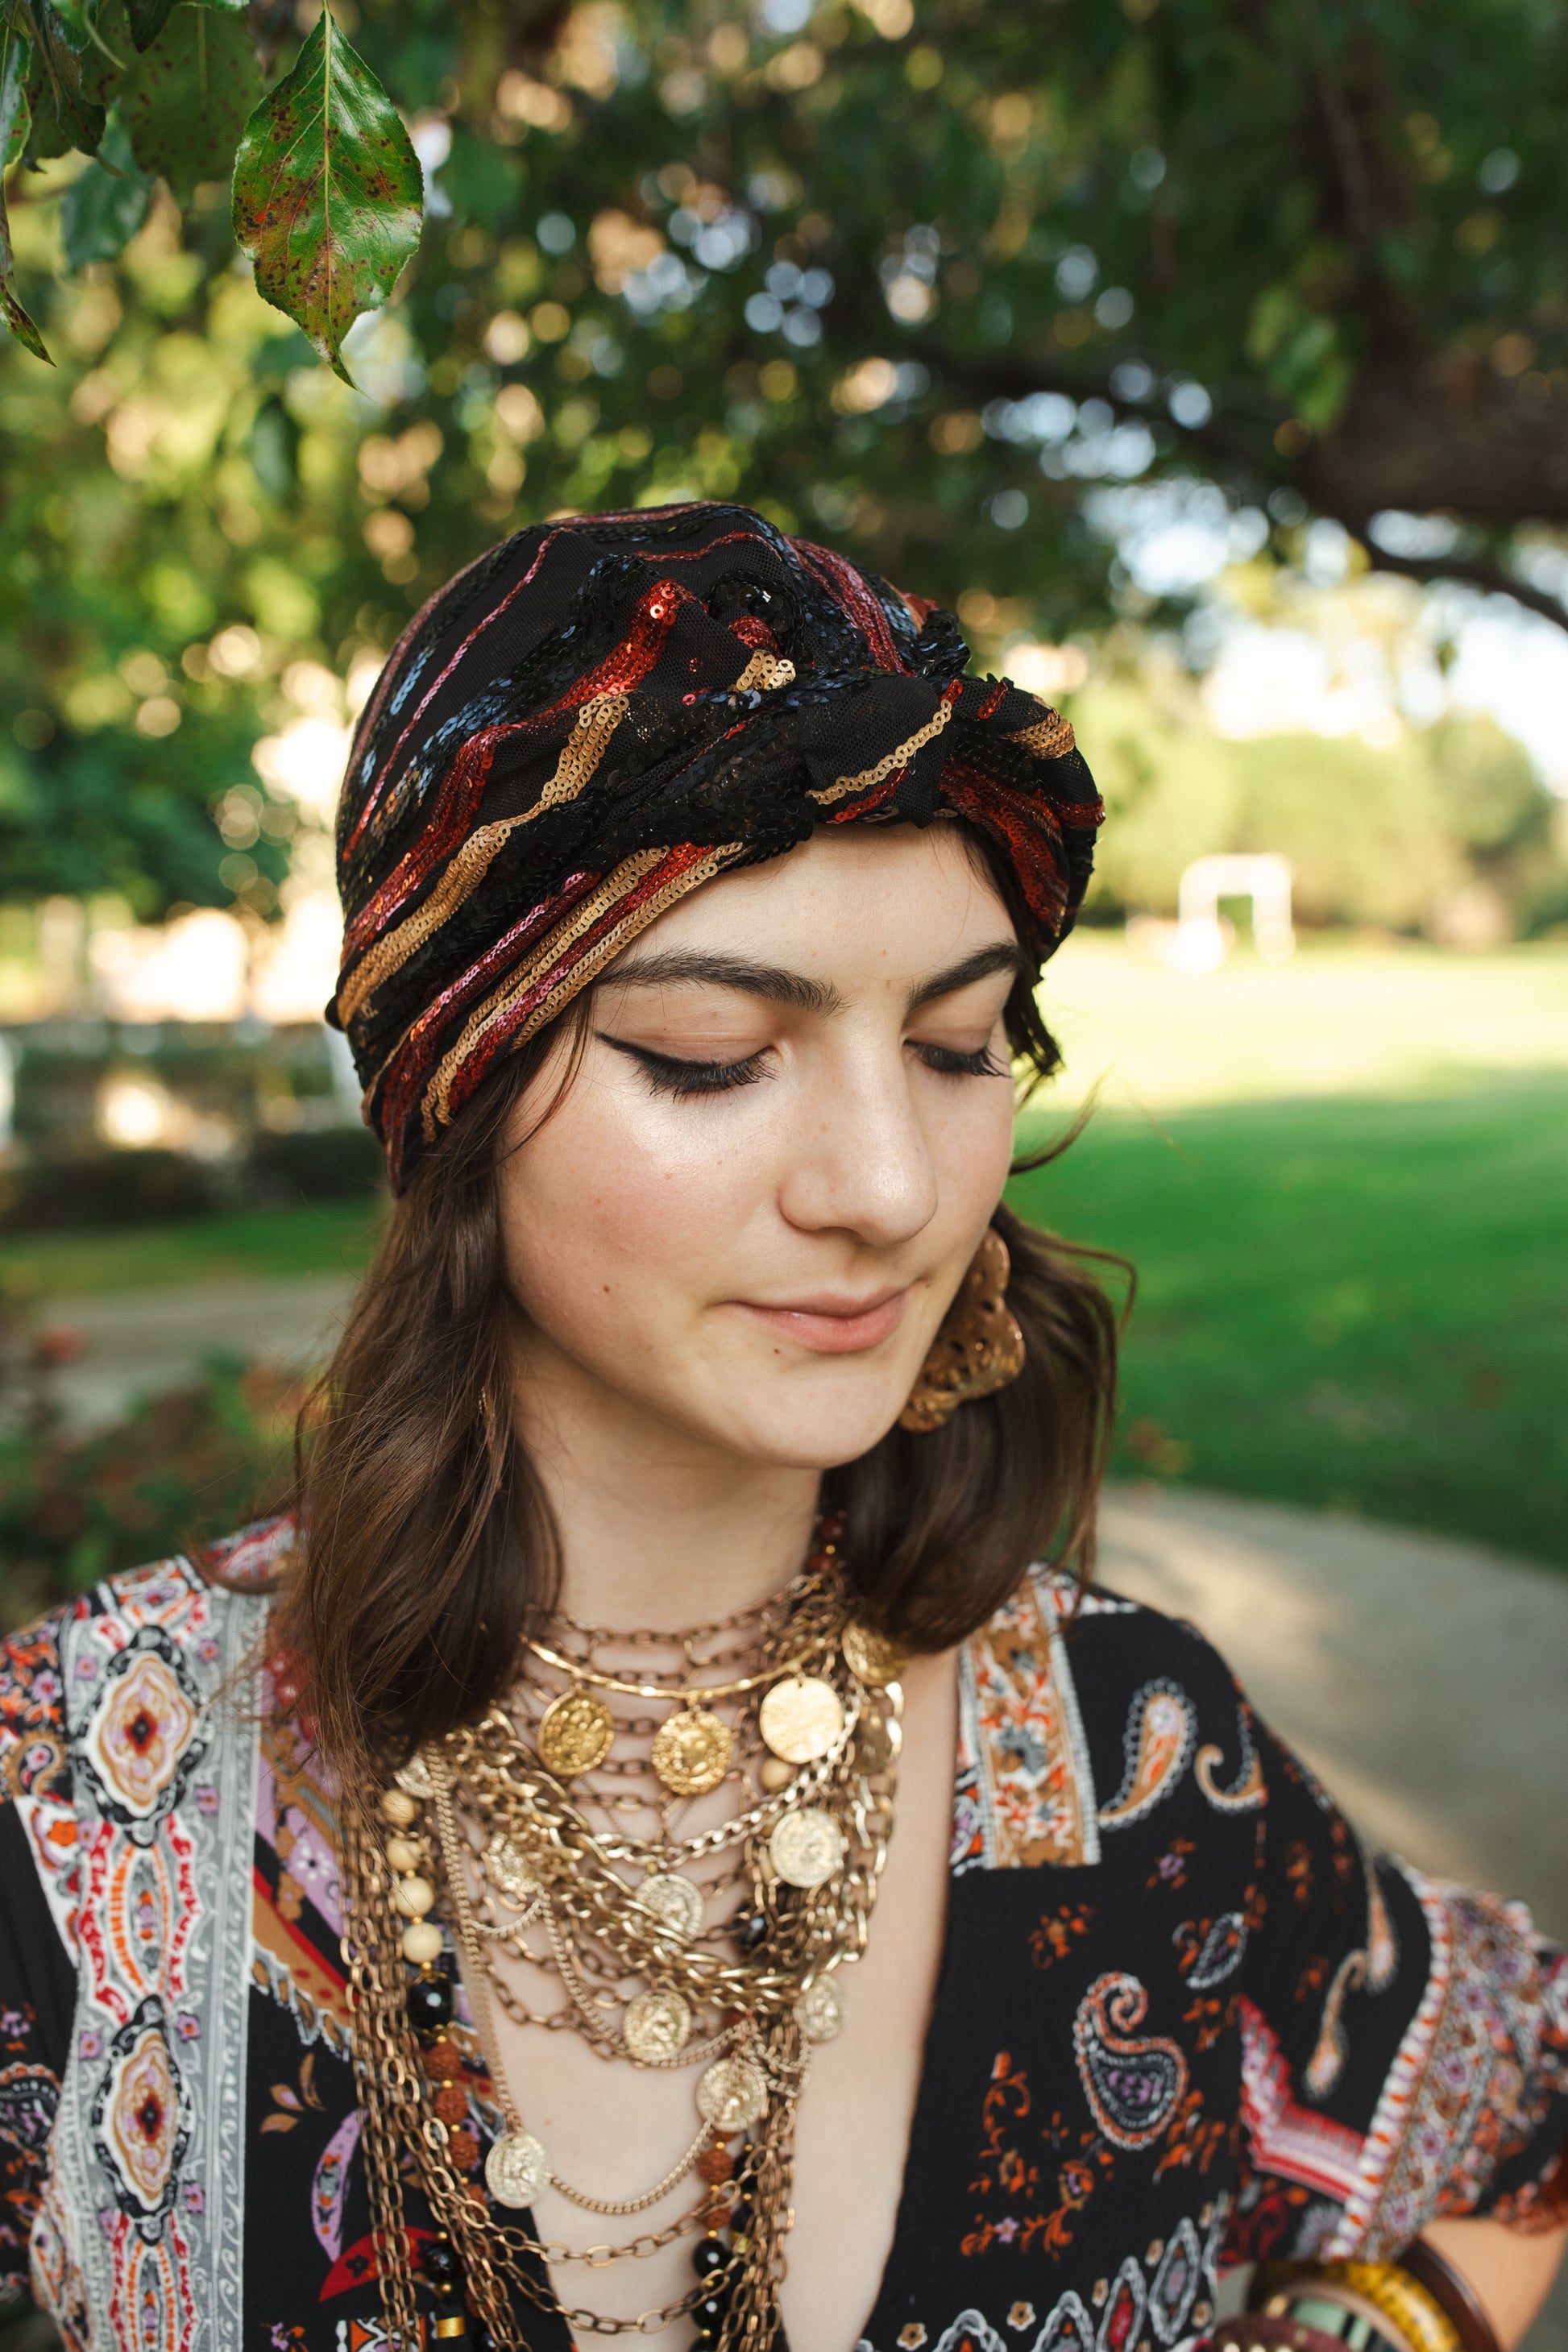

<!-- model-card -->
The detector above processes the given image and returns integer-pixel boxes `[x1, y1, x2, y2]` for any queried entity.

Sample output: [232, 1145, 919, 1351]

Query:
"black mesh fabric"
[330, 501, 1102, 1188]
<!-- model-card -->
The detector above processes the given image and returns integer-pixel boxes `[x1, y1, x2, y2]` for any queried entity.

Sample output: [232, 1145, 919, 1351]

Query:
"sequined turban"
[330, 500, 1104, 1190]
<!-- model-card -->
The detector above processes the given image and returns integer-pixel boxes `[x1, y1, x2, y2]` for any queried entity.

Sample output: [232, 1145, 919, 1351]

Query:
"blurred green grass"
[0, 1197, 383, 1298]
[1010, 1072, 1568, 1566]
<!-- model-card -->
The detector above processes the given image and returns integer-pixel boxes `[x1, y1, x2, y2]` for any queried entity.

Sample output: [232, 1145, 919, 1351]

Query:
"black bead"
[424, 2239, 462, 2290]
[409, 1972, 455, 2035]
[732, 1910, 769, 1951]
[692, 2238, 727, 2277]
[693, 2292, 729, 2333]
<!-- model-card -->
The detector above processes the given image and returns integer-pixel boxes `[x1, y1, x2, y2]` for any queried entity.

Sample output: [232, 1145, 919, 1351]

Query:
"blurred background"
[2, 0, 1566, 2337]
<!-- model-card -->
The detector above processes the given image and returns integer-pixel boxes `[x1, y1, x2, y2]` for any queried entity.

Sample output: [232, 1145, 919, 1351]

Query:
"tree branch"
[1342, 529, 1568, 637]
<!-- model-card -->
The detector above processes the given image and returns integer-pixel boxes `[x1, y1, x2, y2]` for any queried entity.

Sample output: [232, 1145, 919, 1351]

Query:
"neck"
[510, 1353, 823, 1635]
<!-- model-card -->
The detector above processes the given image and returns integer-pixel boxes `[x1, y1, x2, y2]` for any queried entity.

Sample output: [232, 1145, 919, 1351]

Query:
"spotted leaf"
[117, 2, 259, 204]
[19, 0, 104, 160]
[0, 25, 51, 364]
[230, 5, 421, 384]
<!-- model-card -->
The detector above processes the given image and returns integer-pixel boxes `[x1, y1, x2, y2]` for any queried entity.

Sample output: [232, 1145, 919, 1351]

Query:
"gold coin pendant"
[484, 1830, 540, 1906]
[393, 1751, 435, 1801]
[485, 2127, 550, 2209]
[696, 2054, 767, 2133]
[797, 1976, 846, 2043]
[637, 1872, 705, 1941]
[537, 1688, 616, 1777]
[758, 1674, 844, 1765]
[624, 1987, 691, 2062]
[651, 1706, 732, 1795]
[842, 1621, 906, 1688]
[769, 1805, 845, 1889]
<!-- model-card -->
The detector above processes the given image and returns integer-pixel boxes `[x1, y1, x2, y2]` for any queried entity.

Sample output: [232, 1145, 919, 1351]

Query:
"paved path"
[41, 1272, 358, 1430]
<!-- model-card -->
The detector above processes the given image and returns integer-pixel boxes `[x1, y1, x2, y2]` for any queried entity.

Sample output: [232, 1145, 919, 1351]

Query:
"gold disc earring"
[898, 1226, 1026, 1433]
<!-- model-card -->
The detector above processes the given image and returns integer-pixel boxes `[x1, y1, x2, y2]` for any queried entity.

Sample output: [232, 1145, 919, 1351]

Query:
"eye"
[911, 1041, 1009, 1080]
[599, 1035, 772, 1100]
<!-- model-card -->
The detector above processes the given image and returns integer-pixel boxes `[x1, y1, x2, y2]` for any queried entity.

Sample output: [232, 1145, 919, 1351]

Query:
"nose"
[774, 1040, 938, 1249]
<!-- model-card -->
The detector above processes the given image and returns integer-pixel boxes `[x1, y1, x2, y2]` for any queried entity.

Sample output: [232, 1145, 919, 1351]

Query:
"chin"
[701, 1370, 914, 1471]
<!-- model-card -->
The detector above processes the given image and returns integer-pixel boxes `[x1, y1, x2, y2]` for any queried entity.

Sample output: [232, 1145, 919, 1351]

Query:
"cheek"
[500, 1083, 766, 1333]
[928, 1082, 1018, 1223]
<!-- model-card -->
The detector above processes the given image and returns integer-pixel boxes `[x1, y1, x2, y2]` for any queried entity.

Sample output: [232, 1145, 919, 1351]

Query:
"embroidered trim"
[954, 1568, 1099, 1873]
[1238, 1995, 1366, 2204]
[41, 1558, 264, 2350]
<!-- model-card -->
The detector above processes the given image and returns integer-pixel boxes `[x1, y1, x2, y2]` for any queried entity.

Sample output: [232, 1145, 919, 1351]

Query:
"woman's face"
[498, 823, 1022, 1471]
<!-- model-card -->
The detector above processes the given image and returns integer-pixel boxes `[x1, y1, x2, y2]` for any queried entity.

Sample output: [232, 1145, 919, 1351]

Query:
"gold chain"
[343, 1534, 902, 2347]
[524, 1633, 825, 1703]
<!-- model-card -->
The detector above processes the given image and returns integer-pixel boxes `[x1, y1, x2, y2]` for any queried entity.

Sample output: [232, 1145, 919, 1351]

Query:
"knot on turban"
[331, 500, 1103, 1189]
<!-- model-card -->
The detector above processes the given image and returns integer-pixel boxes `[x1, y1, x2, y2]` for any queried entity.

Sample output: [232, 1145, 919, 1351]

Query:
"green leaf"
[2, 35, 31, 168]
[60, 105, 151, 268]
[119, 0, 178, 52]
[1, 23, 52, 363]
[118, 2, 259, 203]
[247, 389, 299, 499]
[231, 4, 422, 382]
[1, 280, 51, 361]
[116, 0, 242, 58]
[437, 127, 521, 231]
[20, 0, 106, 159]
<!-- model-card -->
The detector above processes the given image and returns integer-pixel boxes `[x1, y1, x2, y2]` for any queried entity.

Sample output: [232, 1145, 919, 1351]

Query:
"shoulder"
[2, 1515, 292, 1786]
[973, 1561, 1255, 1748]
[2, 1521, 289, 1945]
[953, 1563, 1266, 1873]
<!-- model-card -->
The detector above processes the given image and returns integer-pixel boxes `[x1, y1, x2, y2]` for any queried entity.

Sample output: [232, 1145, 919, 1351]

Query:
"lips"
[734, 1288, 910, 1356]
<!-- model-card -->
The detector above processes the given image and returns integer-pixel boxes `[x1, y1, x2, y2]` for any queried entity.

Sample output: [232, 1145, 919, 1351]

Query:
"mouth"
[732, 1287, 911, 1356]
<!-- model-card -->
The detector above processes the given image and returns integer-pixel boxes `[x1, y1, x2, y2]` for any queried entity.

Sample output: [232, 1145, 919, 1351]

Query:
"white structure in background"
[1175, 853, 1295, 971]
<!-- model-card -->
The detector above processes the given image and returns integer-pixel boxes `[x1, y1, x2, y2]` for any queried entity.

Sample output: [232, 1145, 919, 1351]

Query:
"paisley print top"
[2, 1525, 1565, 2352]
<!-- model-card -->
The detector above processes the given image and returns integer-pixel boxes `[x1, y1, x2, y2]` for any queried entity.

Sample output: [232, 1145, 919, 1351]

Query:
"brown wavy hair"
[276, 836, 1122, 1773]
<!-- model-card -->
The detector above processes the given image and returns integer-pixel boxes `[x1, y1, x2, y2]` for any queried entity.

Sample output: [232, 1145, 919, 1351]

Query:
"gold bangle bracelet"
[1253, 2261, 1464, 2352]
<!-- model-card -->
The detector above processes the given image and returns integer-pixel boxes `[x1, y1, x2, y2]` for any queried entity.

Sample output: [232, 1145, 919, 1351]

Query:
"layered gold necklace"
[342, 1522, 906, 2348]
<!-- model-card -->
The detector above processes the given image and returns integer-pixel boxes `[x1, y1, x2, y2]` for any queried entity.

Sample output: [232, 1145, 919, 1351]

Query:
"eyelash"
[603, 1037, 1007, 1099]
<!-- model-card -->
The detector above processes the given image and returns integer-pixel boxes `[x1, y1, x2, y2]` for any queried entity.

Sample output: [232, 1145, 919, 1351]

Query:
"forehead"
[612, 823, 1014, 979]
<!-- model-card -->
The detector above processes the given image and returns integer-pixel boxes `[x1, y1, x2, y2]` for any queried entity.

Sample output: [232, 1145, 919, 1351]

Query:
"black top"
[1, 1529, 1564, 2351]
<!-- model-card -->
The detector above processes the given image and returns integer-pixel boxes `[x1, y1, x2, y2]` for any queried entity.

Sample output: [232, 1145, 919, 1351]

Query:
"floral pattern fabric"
[2, 1529, 1565, 2352]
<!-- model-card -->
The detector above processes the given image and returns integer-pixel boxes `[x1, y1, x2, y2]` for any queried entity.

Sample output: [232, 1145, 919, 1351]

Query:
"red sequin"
[344, 579, 692, 964]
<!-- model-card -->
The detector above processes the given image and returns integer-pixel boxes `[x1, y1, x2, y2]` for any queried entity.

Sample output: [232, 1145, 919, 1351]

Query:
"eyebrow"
[907, 941, 1022, 1010]
[604, 939, 1021, 1018]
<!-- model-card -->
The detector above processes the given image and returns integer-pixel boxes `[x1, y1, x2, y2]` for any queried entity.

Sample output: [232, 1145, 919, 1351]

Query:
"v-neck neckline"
[466, 1649, 973, 2352]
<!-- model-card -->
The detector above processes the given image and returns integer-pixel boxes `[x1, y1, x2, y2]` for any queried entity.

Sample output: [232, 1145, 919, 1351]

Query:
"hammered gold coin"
[758, 1674, 844, 1765]
[696, 2055, 767, 2133]
[769, 1805, 844, 1889]
[393, 1751, 435, 1800]
[485, 2127, 550, 2209]
[841, 1621, 906, 1687]
[484, 1829, 540, 1906]
[797, 1976, 846, 2043]
[537, 1688, 615, 1777]
[623, 1987, 692, 2062]
[637, 1873, 705, 1941]
[651, 1706, 732, 1795]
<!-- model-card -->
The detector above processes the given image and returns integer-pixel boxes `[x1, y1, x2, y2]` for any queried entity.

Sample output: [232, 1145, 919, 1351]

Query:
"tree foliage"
[3, 0, 1567, 911]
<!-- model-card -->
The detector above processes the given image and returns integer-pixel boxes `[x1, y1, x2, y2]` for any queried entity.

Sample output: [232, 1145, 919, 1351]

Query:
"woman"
[1, 503, 1563, 2352]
